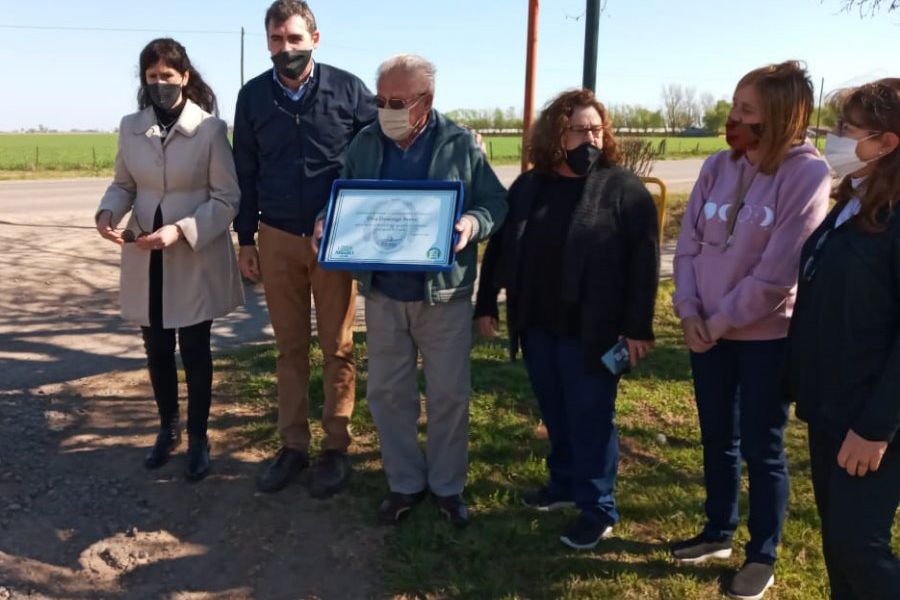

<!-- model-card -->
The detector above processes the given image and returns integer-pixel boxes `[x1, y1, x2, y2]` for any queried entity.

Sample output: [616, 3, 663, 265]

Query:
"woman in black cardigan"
[475, 89, 659, 550]
[786, 78, 900, 600]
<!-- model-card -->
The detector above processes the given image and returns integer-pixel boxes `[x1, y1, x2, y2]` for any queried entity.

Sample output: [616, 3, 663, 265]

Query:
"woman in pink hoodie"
[670, 61, 831, 600]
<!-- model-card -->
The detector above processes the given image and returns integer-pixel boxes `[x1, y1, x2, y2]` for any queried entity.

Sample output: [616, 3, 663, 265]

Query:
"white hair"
[376, 54, 436, 94]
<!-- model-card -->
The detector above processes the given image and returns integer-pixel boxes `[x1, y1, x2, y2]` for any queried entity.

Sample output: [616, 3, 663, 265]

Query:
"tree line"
[448, 83, 838, 136]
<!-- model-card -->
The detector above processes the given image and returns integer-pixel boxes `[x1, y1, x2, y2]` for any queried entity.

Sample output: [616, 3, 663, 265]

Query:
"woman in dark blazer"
[786, 78, 900, 600]
[475, 88, 659, 550]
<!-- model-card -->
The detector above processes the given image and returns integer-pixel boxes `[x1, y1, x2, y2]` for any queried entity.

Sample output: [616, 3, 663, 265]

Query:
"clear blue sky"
[1, 0, 897, 131]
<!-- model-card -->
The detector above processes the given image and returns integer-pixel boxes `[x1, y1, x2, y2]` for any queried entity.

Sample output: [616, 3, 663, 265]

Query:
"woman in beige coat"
[96, 38, 243, 481]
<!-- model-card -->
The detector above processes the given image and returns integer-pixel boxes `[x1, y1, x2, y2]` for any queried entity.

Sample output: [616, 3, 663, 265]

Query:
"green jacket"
[341, 111, 508, 304]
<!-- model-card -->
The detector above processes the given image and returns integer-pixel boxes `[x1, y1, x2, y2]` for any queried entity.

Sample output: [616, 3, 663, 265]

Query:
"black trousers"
[141, 205, 213, 436]
[808, 424, 900, 600]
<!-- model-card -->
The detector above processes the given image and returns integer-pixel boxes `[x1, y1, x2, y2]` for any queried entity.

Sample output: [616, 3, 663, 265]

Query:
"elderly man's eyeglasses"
[374, 93, 426, 110]
[566, 125, 604, 136]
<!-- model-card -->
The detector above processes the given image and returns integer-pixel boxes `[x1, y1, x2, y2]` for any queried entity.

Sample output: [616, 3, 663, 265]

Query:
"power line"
[0, 24, 262, 36]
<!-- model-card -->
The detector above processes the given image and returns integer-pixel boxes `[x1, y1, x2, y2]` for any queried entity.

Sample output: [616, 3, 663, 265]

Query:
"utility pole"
[522, 0, 539, 172]
[814, 77, 825, 148]
[240, 27, 246, 86]
[582, 0, 601, 92]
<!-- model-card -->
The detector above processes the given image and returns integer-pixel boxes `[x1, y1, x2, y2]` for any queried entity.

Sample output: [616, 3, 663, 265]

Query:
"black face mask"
[146, 82, 183, 110]
[271, 49, 312, 80]
[565, 142, 601, 176]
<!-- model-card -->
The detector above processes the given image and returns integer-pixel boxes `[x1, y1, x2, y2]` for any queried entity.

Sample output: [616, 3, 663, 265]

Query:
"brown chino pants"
[258, 223, 356, 452]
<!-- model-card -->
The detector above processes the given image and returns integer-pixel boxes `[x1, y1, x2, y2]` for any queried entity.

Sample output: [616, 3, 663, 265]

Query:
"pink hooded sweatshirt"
[673, 142, 831, 341]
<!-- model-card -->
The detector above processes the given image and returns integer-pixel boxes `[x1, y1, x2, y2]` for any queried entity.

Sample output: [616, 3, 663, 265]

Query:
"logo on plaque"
[426, 247, 442, 260]
[334, 245, 354, 258]
[369, 198, 416, 253]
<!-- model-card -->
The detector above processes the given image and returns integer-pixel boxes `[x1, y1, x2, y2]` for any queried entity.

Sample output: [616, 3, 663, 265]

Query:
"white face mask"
[823, 132, 880, 178]
[378, 107, 414, 141]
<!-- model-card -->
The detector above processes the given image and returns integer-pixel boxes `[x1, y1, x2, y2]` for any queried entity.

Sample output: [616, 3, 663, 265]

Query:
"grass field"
[217, 280, 899, 600]
[0, 133, 829, 176]
[0, 133, 117, 173]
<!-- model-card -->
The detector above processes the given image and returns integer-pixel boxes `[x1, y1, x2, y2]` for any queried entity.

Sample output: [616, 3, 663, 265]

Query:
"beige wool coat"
[97, 100, 244, 328]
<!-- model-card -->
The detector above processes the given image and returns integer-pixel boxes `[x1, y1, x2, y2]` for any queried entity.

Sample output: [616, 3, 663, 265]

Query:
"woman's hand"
[477, 316, 499, 338]
[625, 338, 654, 367]
[96, 210, 124, 245]
[681, 316, 714, 354]
[837, 429, 888, 477]
[135, 224, 181, 251]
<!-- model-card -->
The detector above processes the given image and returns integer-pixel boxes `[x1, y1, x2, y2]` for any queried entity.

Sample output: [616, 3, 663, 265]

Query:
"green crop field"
[484, 134, 829, 165]
[0, 133, 830, 177]
[0, 133, 117, 172]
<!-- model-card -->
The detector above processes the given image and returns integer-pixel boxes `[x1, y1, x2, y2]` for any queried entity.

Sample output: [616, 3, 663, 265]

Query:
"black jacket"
[232, 64, 376, 245]
[787, 203, 900, 443]
[475, 164, 660, 371]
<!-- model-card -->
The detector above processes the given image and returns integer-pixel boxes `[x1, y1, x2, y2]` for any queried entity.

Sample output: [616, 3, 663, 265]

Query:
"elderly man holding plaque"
[315, 54, 507, 527]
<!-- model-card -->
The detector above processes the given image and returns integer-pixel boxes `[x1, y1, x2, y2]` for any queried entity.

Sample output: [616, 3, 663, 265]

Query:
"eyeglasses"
[374, 93, 426, 110]
[566, 125, 604, 136]
[801, 229, 831, 282]
[835, 119, 882, 137]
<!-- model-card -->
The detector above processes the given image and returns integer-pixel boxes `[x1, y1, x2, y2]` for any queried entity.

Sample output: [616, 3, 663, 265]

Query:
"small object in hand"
[122, 230, 149, 244]
[601, 339, 631, 376]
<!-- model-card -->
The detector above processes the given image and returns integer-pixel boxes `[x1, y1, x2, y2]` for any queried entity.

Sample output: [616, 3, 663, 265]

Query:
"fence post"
[92, 147, 97, 170]
[489, 141, 493, 161]
[35, 146, 40, 168]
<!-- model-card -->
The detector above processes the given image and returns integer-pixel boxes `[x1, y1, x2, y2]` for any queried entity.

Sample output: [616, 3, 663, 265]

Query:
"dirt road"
[0, 187, 383, 599]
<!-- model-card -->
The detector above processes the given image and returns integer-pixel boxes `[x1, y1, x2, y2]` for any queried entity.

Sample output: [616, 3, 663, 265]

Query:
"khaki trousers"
[364, 292, 472, 496]
[258, 223, 356, 452]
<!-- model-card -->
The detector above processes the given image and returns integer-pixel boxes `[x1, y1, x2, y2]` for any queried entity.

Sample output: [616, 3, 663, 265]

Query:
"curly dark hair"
[830, 78, 900, 232]
[528, 89, 620, 175]
[137, 38, 217, 115]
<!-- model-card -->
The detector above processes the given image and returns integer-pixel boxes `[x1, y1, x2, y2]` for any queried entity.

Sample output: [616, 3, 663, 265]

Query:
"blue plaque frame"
[317, 179, 465, 272]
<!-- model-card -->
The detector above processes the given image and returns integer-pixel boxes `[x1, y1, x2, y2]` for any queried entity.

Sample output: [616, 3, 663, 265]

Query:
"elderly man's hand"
[311, 218, 325, 254]
[454, 215, 477, 252]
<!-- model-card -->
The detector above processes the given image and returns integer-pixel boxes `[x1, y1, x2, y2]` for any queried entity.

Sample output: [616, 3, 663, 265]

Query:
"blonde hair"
[734, 60, 814, 175]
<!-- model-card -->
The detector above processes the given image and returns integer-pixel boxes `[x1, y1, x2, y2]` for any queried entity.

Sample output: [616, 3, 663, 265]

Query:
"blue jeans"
[690, 339, 789, 565]
[522, 329, 620, 527]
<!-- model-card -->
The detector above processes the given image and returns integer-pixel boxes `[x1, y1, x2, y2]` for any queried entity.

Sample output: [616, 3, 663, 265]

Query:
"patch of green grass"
[485, 135, 829, 166]
[0, 133, 117, 172]
[207, 278, 900, 598]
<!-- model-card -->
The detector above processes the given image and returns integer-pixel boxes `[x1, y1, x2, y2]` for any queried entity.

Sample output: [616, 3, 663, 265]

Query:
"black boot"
[185, 434, 211, 482]
[144, 418, 180, 470]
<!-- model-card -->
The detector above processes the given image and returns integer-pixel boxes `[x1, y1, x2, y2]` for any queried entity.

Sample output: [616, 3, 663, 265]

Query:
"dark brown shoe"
[309, 450, 351, 498]
[256, 447, 309, 493]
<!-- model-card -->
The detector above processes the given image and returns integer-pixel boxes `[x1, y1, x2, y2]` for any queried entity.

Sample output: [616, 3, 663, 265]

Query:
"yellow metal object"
[641, 176, 667, 243]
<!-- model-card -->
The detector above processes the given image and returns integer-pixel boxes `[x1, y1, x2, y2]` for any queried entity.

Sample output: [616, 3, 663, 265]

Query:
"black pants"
[142, 205, 213, 436]
[808, 424, 900, 600]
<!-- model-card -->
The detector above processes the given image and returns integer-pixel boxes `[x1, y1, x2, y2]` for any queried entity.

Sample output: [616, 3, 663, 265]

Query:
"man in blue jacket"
[233, 0, 376, 497]
[314, 54, 507, 527]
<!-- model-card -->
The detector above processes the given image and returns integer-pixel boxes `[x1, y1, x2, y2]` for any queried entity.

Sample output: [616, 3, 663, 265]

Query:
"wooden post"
[521, 0, 539, 172]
